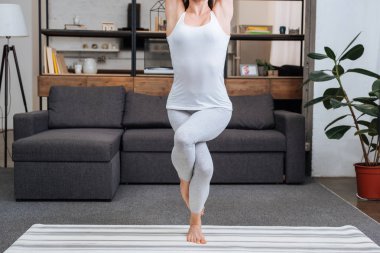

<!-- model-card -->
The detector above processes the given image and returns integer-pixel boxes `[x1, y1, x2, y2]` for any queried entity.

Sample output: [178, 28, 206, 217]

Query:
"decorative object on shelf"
[82, 43, 89, 49]
[279, 26, 286, 34]
[256, 59, 275, 76]
[240, 64, 258, 76]
[73, 15, 80, 25]
[0, 3, 29, 168]
[289, 28, 300, 35]
[304, 32, 380, 200]
[101, 43, 109, 50]
[102, 22, 116, 31]
[239, 25, 272, 35]
[150, 0, 166, 32]
[83, 58, 98, 74]
[64, 16, 87, 31]
[268, 69, 279, 77]
[74, 64, 82, 74]
[64, 24, 87, 30]
[91, 43, 98, 49]
[127, 3, 142, 30]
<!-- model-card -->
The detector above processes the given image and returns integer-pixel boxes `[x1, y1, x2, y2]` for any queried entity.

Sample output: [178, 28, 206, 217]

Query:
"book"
[56, 53, 68, 74]
[43, 45, 48, 74]
[46, 47, 55, 74]
[52, 48, 59, 74]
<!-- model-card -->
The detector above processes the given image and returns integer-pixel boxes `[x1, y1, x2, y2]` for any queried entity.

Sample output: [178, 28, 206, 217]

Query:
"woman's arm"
[165, 0, 185, 36]
[213, 0, 233, 35]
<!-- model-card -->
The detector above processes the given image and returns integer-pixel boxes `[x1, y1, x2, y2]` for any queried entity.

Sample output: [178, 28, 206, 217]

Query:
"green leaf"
[368, 89, 380, 98]
[346, 68, 380, 79]
[360, 133, 369, 146]
[338, 32, 362, 59]
[352, 103, 379, 117]
[357, 120, 371, 127]
[308, 71, 335, 82]
[354, 129, 369, 135]
[322, 88, 345, 109]
[340, 44, 364, 61]
[372, 79, 380, 92]
[324, 114, 351, 131]
[353, 97, 378, 106]
[332, 65, 345, 76]
[330, 98, 347, 108]
[325, 125, 352, 139]
[303, 96, 326, 108]
[324, 47, 336, 60]
[369, 143, 378, 152]
[308, 53, 328, 60]
[368, 119, 378, 136]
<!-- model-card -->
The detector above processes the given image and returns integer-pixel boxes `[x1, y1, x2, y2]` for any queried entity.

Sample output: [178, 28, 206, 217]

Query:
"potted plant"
[256, 59, 270, 76]
[303, 32, 380, 200]
[256, 59, 277, 76]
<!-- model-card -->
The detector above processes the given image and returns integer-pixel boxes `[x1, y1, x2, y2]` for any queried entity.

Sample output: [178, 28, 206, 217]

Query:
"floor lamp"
[0, 4, 29, 168]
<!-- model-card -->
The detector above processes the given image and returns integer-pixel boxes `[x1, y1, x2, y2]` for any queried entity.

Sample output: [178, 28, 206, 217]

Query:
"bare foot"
[187, 212, 207, 244]
[180, 179, 205, 216]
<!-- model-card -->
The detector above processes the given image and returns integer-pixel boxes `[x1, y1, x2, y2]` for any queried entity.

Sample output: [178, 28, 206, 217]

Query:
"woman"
[165, 0, 233, 245]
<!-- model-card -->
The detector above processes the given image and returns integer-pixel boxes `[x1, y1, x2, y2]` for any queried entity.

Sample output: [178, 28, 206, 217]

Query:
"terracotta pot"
[354, 162, 380, 200]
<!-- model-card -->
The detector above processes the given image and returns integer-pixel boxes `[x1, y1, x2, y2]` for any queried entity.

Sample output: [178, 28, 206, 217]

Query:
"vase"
[354, 162, 380, 200]
[83, 58, 97, 74]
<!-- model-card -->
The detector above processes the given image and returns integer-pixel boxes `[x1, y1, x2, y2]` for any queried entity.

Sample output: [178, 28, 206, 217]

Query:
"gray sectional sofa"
[12, 86, 305, 201]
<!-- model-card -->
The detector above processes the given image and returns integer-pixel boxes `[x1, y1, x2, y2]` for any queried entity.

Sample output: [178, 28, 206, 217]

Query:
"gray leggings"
[167, 107, 232, 213]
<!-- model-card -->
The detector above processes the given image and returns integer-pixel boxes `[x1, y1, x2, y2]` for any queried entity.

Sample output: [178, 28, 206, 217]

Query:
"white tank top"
[166, 10, 233, 111]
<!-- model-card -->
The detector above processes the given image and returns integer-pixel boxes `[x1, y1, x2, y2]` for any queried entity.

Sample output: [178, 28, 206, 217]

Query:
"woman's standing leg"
[170, 107, 232, 244]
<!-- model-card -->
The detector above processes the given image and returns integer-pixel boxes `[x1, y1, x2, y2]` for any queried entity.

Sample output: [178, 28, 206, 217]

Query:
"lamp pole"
[0, 37, 28, 168]
[0, 4, 29, 168]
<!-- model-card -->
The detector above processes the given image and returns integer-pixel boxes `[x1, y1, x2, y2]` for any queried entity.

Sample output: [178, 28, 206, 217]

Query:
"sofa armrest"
[274, 110, 305, 183]
[13, 110, 49, 141]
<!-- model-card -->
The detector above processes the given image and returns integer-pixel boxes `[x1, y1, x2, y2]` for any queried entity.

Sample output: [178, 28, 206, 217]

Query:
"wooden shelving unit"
[38, 0, 306, 111]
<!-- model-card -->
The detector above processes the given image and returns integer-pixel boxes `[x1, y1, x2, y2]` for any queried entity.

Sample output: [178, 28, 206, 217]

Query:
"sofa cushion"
[122, 128, 286, 152]
[12, 129, 124, 162]
[48, 86, 126, 128]
[122, 91, 171, 128]
[227, 93, 275, 130]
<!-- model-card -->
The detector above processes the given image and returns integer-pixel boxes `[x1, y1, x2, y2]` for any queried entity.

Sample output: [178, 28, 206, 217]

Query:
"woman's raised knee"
[174, 128, 194, 147]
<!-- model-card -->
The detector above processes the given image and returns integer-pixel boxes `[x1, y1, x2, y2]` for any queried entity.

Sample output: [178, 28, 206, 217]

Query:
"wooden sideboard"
[38, 74, 303, 99]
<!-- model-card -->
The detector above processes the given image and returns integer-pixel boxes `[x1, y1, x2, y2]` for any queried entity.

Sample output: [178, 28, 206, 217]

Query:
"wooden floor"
[2, 131, 379, 223]
[315, 177, 380, 223]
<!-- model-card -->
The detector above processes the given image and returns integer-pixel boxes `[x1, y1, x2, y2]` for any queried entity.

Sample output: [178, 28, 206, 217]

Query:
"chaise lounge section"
[12, 86, 125, 200]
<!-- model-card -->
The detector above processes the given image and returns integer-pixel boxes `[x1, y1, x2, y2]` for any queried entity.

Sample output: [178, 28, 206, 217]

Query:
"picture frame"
[240, 64, 258, 76]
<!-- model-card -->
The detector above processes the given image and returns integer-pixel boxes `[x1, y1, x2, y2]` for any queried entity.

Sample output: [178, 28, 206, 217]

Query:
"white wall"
[0, 0, 39, 129]
[312, 0, 380, 176]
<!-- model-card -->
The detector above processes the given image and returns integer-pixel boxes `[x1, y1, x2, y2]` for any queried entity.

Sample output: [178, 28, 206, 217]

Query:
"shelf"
[56, 48, 120, 53]
[136, 31, 304, 41]
[42, 29, 304, 41]
[136, 31, 167, 39]
[41, 29, 132, 38]
[227, 76, 303, 79]
[40, 73, 131, 77]
[231, 34, 304, 41]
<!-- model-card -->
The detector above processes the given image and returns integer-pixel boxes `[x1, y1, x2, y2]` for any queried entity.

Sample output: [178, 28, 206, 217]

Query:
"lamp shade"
[0, 4, 28, 37]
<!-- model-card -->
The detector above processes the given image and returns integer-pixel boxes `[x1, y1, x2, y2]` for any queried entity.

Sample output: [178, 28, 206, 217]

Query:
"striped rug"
[5, 224, 380, 252]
